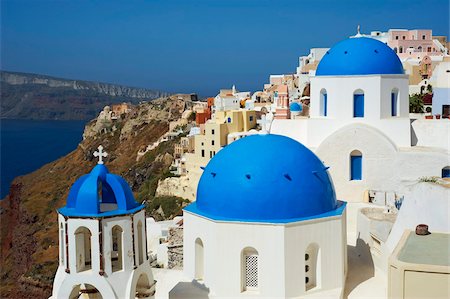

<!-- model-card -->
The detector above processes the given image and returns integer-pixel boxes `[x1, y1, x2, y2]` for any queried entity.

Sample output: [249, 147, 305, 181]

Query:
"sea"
[0, 119, 87, 199]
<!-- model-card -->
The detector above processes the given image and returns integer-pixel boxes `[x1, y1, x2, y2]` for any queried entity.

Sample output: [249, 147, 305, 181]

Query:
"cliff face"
[0, 71, 171, 120]
[0, 95, 193, 298]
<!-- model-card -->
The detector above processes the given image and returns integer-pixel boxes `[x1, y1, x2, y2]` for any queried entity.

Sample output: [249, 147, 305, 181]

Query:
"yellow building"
[184, 109, 257, 200]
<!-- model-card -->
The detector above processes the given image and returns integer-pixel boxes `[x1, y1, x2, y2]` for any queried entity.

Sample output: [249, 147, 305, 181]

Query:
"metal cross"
[93, 145, 108, 165]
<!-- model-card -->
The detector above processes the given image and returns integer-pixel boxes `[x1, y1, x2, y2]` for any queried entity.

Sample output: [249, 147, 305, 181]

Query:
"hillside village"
[1, 28, 450, 299]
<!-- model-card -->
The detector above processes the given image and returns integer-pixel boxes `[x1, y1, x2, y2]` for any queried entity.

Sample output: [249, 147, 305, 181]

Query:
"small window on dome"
[350, 150, 362, 180]
[320, 89, 328, 117]
[242, 247, 259, 291]
[391, 89, 399, 117]
[305, 243, 320, 292]
[353, 90, 364, 118]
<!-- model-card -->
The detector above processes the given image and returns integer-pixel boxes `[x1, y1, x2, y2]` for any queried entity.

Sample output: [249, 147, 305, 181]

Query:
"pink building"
[274, 85, 290, 120]
[388, 29, 443, 59]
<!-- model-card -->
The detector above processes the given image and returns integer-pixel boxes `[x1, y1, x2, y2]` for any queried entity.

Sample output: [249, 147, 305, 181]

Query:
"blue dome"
[316, 37, 404, 76]
[58, 164, 144, 217]
[290, 102, 302, 112]
[185, 134, 344, 223]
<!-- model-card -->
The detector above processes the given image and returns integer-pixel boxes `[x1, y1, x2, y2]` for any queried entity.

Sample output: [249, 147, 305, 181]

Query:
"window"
[249, 116, 254, 122]
[427, 47, 432, 52]
[227, 117, 232, 123]
[75, 227, 92, 272]
[60, 223, 65, 266]
[201, 149, 205, 157]
[402, 36, 406, 40]
[353, 91, 364, 118]
[211, 140, 215, 146]
[399, 46, 403, 53]
[210, 151, 213, 158]
[320, 89, 328, 116]
[305, 243, 320, 292]
[242, 247, 258, 291]
[137, 221, 144, 265]
[395, 36, 399, 40]
[391, 89, 399, 117]
[422, 35, 426, 40]
[195, 238, 204, 280]
[350, 150, 362, 180]
[111, 225, 123, 272]
[393, 47, 398, 53]
[443, 105, 450, 118]
[418, 46, 422, 52]
[442, 167, 450, 178]
[211, 129, 214, 135]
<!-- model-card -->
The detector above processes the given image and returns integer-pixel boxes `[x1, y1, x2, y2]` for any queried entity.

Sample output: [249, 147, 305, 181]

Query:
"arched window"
[75, 227, 92, 272]
[195, 238, 204, 280]
[391, 88, 399, 116]
[241, 247, 259, 291]
[305, 243, 320, 291]
[442, 167, 450, 178]
[135, 273, 152, 298]
[393, 47, 398, 53]
[353, 90, 364, 118]
[111, 225, 123, 272]
[137, 221, 144, 265]
[350, 150, 363, 180]
[399, 46, 403, 53]
[320, 89, 328, 116]
[60, 223, 65, 266]
[418, 46, 422, 52]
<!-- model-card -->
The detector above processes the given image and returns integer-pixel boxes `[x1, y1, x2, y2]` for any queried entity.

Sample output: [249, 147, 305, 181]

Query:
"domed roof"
[184, 134, 344, 223]
[58, 164, 144, 217]
[316, 37, 404, 76]
[290, 102, 302, 112]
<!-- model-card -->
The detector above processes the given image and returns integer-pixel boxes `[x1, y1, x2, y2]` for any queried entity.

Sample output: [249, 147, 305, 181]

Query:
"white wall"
[52, 210, 155, 299]
[314, 123, 449, 202]
[307, 75, 411, 148]
[184, 211, 346, 298]
[411, 119, 450, 149]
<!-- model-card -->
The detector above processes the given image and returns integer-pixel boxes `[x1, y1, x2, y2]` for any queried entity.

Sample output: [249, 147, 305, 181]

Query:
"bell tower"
[52, 146, 155, 299]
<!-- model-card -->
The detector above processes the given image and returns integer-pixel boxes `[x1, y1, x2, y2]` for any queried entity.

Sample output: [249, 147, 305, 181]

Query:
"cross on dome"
[94, 145, 108, 164]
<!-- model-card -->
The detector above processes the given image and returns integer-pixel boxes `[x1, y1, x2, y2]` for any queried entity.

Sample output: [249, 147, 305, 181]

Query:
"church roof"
[316, 37, 405, 76]
[185, 134, 345, 223]
[58, 163, 144, 218]
[290, 102, 302, 112]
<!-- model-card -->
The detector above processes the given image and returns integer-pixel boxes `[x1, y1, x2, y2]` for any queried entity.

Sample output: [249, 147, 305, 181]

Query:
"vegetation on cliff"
[0, 95, 193, 298]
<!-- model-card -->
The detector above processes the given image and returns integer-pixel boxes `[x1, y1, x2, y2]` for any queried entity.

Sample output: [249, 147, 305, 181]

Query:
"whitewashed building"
[51, 146, 155, 299]
[271, 37, 450, 202]
[177, 134, 347, 298]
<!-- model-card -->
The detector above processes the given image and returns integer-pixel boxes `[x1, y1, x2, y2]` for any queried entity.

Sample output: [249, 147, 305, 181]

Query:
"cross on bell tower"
[94, 145, 108, 164]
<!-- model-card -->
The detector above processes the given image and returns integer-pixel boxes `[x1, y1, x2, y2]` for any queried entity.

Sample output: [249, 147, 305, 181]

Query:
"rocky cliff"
[0, 94, 194, 298]
[0, 71, 171, 120]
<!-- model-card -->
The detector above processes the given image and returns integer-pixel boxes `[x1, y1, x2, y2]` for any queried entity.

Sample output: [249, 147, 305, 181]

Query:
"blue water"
[0, 119, 87, 198]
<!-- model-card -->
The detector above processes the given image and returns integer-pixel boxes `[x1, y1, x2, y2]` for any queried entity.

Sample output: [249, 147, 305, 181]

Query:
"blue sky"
[1, 0, 449, 96]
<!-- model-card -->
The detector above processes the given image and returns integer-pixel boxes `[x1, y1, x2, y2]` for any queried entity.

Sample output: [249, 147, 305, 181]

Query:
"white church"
[51, 146, 155, 299]
[271, 37, 450, 201]
[182, 134, 347, 298]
